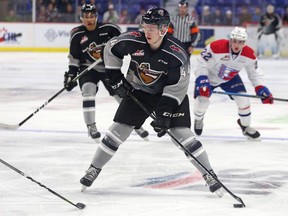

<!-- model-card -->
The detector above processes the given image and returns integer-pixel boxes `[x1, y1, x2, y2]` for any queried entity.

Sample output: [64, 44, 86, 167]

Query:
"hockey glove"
[64, 71, 77, 91]
[106, 74, 133, 98]
[151, 97, 175, 137]
[255, 85, 273, 104]
[194, 75, 211, 98]
[151, 112, 171, 137]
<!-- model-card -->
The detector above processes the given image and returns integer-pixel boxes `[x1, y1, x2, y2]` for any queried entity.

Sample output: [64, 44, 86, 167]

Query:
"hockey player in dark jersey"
[257, 4, 283, 58]
[80, 7, 223, 197]
[63, 4, 148, 142]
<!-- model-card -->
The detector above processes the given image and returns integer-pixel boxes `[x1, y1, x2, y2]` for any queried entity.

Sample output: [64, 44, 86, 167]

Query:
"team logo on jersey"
[80, 35, 88, 44]
[129, 31, 142, 37]
[83, 42, 104, 60]
[132, 50, 145, 56]
[218, 64, 239, 81]
[170, 45, 181, 53]
[220, 55, 230, 61]
[138, 62, 163, 85]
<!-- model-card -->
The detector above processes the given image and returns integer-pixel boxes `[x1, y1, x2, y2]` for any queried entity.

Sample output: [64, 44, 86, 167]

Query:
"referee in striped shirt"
[168, 0, 200, 56]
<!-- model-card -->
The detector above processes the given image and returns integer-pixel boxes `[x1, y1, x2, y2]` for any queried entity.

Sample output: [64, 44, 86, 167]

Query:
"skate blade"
[142, 137, 149, 141]
[215, 188, 224, 198]
[93, 138, 101, 143]
[81, 185, 87, 192]
[247, 136, 261, 142]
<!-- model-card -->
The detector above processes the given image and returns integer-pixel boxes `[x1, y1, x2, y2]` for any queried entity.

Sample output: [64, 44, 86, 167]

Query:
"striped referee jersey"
[168, 14, 200, 47]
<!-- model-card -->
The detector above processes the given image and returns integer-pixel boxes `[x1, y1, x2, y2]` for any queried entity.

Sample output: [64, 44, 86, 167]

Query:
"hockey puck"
[233, 203, 244, 208]
[76, 202, 86, 209]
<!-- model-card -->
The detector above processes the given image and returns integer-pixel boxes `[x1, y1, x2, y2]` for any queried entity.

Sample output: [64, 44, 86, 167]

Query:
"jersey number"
[201, 48, 212, 62]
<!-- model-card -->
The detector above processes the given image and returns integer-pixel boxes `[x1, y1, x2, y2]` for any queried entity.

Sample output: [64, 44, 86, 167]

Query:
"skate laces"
[88, 124, 97, 134]
[85, 167, 101, 181]
[194, 119, 203, 129]
[203, 172, 217, 186]
[87, 123, 100, 138]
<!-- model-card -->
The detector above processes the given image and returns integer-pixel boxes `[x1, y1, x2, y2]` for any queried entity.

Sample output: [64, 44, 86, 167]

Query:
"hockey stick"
[0, 158, 86, 209]
[212, 90, 288, 102]
[129, 93, 246, 208]
[0, 59, 102, 130]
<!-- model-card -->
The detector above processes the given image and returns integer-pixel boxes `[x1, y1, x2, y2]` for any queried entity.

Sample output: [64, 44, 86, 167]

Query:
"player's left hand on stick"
[64, 71, 78, 91]
[107, 74, 134, 98]
[194, 75, 211, 98]
[255, 85, 274, 104]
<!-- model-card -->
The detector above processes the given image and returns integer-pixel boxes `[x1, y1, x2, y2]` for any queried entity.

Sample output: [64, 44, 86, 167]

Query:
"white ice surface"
[0, 52, 287, 216]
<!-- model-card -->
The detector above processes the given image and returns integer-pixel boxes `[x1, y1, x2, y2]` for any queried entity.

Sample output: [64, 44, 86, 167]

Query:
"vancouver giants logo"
[170, 45, 181, 53]
[129, 31, 142, 37]
[218, 64, 239, 81]
[137, 62, 163, 85]
[83, 42, 104, 60]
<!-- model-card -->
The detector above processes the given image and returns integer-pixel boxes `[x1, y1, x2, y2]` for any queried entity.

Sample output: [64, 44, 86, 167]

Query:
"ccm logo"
[163, 112, 185, 117]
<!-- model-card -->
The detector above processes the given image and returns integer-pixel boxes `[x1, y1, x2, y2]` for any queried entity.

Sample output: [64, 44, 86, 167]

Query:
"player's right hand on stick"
[255, 85, 273, 104]
[151, 113, 171, 137]
[151, 100, 173, 137]
[64, 71, 77, 91]
[194, 75, 211, 98]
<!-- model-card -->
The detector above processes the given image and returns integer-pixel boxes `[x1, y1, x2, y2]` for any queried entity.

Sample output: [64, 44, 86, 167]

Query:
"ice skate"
[87, 123, 101, 143]
[194, 119, 203, 136]
[203, 170, 224, 198]
[237, 119, 261, 140]
[80, 165, 101, 192]
[272, 51, 280, 59]
[135, 127, 149, 141]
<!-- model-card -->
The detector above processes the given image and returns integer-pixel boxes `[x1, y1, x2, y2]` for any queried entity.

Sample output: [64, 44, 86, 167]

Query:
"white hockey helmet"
[266, 4, 275, 14]
[230, 27, 248, 41]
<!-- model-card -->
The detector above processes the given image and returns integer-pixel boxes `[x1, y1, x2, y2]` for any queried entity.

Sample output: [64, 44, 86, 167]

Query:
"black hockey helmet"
[81, 3, 97, 17]
[178, 0, 189, 7]
[141, 7, 170, 27]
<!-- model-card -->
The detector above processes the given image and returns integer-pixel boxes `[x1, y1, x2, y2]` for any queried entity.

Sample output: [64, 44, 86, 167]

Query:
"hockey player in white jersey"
[193, 26, 273, 140]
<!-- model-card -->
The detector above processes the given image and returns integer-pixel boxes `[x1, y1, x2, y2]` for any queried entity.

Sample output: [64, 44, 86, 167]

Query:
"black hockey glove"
[151, 97, 176, 137]
[151, 113, 171, 137]
[64, 71, 77, 91]
[106, 72, 133, 98]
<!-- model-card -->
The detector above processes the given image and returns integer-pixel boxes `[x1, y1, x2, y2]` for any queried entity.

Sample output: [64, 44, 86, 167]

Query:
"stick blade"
[0, 123, 19, 130]
[76, 202, 86, 209]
